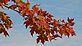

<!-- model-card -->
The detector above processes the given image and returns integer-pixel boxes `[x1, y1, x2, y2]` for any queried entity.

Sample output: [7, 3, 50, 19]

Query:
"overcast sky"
[0, 0, 82, 46]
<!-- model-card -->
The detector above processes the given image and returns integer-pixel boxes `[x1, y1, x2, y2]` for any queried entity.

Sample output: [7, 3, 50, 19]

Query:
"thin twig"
[3, 5, 19, 13]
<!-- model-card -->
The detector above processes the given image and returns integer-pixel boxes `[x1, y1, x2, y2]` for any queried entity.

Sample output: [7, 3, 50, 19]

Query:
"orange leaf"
[32, 4, 39, 13]
[26, 2, 30, 10]
[21, 9, 27, 17]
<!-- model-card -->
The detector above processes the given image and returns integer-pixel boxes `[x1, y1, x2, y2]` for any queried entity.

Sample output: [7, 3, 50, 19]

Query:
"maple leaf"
[38, 9, 47, 17]
[26, 2, 30, 10]
[32, 4, 39, 13]
[27, 10, 34, 16]
[69, 28, 76, 36]
[36, 34, 48, 44]
[68, 17, 74, 23]
[24, 20, 30, 28]
[17, 2, 31, 17]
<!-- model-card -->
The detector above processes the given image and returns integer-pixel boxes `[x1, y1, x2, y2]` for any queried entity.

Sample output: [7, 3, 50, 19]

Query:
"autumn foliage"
[0, 0, 76, 45]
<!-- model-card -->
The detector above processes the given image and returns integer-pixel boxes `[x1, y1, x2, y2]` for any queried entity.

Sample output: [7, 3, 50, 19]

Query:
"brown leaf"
[3, 30, 9, 37]
[30, 30, 34, 36]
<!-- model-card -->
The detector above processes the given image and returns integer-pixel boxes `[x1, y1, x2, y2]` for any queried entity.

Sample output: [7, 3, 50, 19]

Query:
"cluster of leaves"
[0, 12, 12, 36]
[0, 0, 76, 45]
